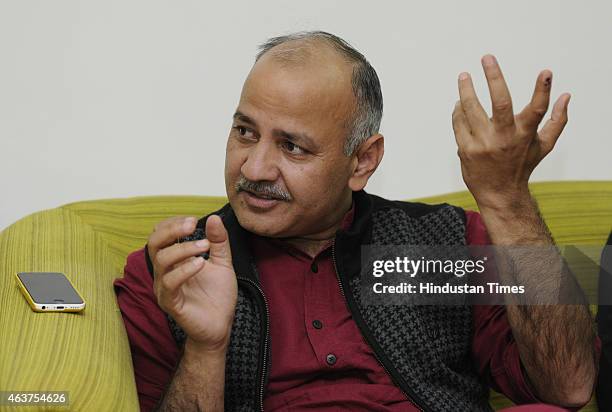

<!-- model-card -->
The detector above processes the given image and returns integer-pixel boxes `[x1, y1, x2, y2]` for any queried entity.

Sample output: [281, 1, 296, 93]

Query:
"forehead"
[237, 47, 356, 141]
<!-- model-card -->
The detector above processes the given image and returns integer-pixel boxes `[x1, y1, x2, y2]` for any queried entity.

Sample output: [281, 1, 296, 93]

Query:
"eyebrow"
[233, 110, 317, 149]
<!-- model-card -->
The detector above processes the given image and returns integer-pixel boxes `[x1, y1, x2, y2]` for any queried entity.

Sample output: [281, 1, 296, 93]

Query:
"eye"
[281, 140, 307, 155]
[233, 126, 256, 139]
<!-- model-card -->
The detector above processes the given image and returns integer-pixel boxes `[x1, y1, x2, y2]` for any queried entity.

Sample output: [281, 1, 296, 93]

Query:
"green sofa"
[1, 181, 610, 411]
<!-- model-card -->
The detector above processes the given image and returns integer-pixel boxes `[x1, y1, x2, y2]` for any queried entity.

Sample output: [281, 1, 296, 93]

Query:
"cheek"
[283, 160, 345, 200]
[225, 141, 245, 174]
[225, 141, 245, 193]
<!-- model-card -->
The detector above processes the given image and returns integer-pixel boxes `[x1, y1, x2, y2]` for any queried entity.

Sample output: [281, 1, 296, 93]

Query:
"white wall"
[1, 0, 611, 231]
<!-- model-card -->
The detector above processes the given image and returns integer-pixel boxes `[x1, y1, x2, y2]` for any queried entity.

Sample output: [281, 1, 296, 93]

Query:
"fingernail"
[482, 55, 496, 67]
[195, 239, 208, 248]
[193, 256, 204, 267]
[459, 72, 469, 81]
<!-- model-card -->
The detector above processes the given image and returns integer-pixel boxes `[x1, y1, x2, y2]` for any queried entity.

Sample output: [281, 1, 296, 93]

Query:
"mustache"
[235, 175, 293, 201]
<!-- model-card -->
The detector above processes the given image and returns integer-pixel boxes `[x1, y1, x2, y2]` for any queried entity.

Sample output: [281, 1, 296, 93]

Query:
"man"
[114, 31, 600, 411]
[597, 231, 612, 409]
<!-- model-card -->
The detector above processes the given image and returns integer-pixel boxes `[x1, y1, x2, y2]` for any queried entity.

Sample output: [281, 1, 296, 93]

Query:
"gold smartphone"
[16, 272, 86, 312]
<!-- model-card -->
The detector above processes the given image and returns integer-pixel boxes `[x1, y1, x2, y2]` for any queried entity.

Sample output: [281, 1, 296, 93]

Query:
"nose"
[240, 137, 280, 183]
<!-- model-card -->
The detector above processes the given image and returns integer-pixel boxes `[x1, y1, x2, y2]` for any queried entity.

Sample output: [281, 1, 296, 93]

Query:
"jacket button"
[325, 353, 337, 365]
[310, 262, 318, 273]
[312, 319, 323, 329]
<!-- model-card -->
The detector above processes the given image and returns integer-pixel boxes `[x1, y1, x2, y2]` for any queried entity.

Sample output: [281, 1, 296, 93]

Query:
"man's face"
[224, 48, 357, 238]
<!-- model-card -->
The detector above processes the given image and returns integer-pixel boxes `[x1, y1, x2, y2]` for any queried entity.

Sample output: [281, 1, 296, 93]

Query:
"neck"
[280, 194, 353, 258]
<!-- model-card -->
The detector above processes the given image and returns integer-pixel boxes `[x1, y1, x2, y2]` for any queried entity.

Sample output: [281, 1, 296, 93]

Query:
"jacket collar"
[335, 189, 373, 280]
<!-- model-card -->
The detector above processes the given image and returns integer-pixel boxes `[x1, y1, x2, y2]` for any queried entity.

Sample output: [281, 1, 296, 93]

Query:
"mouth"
[240, 190, 283, 210]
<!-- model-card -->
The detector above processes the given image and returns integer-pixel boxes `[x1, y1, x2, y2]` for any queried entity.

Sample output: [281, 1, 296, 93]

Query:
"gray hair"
[255, 31, 383, 156]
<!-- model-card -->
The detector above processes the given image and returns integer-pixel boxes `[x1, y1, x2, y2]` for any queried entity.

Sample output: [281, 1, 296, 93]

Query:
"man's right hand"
[147, 215, 238, 352]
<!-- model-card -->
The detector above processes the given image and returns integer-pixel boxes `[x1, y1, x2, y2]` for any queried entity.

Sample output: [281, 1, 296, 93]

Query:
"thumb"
[205, 215, 233, 267]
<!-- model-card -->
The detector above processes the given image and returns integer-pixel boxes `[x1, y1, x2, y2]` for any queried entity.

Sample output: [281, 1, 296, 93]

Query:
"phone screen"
[17, 272, 84, 304]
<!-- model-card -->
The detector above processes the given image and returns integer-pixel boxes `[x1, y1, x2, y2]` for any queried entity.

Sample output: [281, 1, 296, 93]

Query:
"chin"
[237, 213, 290, 237]
[230, 201, 285, 237]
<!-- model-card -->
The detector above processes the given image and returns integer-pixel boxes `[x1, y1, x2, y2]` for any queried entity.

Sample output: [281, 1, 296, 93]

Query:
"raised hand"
[452, 54, 570, 209]
[147, 215, 238, 351]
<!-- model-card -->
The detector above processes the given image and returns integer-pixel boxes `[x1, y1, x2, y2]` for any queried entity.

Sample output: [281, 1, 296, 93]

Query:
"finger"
[452, 100, 473, 149]
[205, 215, 233, 268]
[518, 70, 553, 130]
[538, 93, 570, 156]
[157, 238, 211, 275]
[458, 72, 489, 134]
[157, 256, 206, 303]
[481, 54, 514, 129]
[148, 216, 198, 258]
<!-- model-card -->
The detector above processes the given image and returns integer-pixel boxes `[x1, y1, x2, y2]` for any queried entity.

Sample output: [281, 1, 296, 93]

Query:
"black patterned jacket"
[145, 189, 492, 412]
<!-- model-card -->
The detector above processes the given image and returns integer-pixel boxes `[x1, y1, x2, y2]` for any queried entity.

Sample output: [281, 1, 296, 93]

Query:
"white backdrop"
[1, 0, 611, 231]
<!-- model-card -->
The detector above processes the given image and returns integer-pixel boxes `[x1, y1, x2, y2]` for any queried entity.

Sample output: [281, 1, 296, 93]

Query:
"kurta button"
[312, 319, 323, 329]
[326, 353, 337, 365]
[310, 262, 318, 273]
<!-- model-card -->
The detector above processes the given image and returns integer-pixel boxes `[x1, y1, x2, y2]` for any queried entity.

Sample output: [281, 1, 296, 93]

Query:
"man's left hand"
[452, 54, 570, 210]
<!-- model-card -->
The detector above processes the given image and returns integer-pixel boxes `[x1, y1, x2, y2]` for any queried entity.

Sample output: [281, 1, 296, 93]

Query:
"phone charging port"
[57, 306, 64, 310]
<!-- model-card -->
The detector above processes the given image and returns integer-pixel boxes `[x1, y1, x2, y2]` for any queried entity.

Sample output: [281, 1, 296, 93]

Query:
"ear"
[348, 133, 384, 192]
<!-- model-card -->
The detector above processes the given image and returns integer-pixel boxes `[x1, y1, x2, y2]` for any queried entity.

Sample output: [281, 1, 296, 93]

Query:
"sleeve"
[113, 247, 182, 412]
[465, 210, 602, 410]
[596, 231, 612, 409]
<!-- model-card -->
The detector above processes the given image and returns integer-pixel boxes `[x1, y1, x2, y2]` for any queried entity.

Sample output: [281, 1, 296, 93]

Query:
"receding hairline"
[256, 37, 357, 71]
[254, 37, 360, 128]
